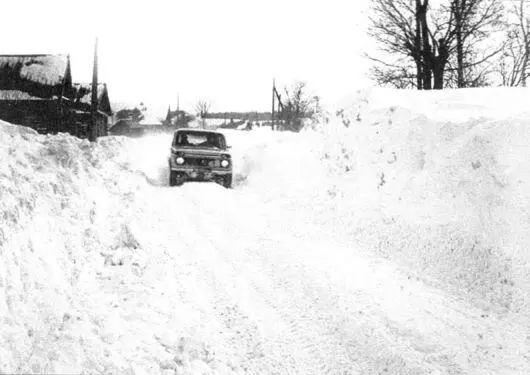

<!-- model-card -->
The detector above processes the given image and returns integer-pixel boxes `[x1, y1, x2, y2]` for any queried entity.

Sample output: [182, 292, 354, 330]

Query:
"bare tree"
[368, 0, 452, 89]
[497, 0, 530, 86]
[368, 0, 503, 89]
[368, 57, 419, 89]
[194, 99, 211, 128]
[446, 0, 504, 87]
[195, 99, 211, 118]
[280, 81, 317, 132]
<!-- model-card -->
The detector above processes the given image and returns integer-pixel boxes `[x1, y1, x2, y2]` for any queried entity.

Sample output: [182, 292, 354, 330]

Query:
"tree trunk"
[521, 38, 530, 87]
[433, 40, 449, 89]
[454, 0, 466, 87]
[414, 59, 423, 90]
[418, 0, 432, 89]
[520, 0, 529, 87]
[415, 1, 423, 90]
[433, 64, 445, 89]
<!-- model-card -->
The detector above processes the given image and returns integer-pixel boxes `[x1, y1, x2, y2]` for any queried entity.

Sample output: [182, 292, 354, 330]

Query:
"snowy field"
[0, 87, 529, 374]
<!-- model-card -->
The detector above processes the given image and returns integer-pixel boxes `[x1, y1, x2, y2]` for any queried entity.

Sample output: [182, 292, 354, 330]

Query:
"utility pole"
[176, 93, 180, 125]
[89, 38, 99, 142]
[271, 78, 275, 130]
[271, 80, 283, 131]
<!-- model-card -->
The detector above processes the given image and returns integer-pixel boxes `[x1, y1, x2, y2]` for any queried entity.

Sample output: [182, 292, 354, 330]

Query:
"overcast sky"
[2, 0, 372, 116]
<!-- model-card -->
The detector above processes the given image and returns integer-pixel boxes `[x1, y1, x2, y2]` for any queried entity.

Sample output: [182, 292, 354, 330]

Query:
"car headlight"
[176, 157, 185, 165]
[221, 159, 229, 168]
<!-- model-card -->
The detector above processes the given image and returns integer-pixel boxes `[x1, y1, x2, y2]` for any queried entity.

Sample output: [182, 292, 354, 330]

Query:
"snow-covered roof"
[111, 101, 147, 113]
[71, 82, 112, 116]
[0, 54, 68, 87]
[73, 83, 107, 105]
[138, 113, 162, 125]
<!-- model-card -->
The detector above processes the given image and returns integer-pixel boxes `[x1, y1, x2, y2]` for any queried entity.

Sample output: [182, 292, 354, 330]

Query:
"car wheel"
[169, 171, 183, 187]
[223, 175, 232, 189]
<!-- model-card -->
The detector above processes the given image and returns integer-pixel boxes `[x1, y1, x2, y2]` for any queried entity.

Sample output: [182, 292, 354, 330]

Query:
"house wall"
[0, 100, 109, 138]
[0, 100, 60, 133]
[65, 112, 109, 138]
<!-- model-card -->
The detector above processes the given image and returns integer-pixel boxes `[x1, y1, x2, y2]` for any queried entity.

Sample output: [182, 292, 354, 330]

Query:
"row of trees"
[369, 0, 530, 89]
[190, 82, 321, 131]
[115, 82, 321, 132]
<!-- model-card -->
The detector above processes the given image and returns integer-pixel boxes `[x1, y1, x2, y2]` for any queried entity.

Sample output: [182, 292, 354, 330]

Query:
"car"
[168, 129, 232, 188]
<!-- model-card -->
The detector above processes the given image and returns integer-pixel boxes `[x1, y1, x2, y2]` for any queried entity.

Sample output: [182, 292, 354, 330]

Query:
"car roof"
[175, 128, 222, 135]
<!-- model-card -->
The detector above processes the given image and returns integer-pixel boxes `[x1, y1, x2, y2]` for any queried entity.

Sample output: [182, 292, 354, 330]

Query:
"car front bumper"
[170, 166, 232, 181]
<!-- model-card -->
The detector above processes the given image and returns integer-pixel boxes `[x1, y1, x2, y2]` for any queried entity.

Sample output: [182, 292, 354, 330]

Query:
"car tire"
[223, 174, 232, 189]
[169, 171, 183, 187]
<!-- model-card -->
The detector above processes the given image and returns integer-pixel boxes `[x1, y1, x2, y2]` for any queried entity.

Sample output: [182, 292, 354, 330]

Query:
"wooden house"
[162, 106, 194, 128]
[0, 54, 72, 133]
[70, 83, 112, 138]
[109, 114, 166, 137]
[108, 119, 144, 137]
[0, 52, 111, 139]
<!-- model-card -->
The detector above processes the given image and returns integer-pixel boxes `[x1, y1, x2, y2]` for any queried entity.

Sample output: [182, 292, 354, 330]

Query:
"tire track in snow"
[179, 187, 487, 375]
[156, 189, 283, 373]
[149, 182, 528, 374]
[181, 186, 360, 374]
[230, 199, 530, 375]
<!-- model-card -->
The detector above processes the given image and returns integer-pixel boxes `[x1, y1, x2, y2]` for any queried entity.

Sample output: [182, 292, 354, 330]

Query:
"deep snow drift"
[331, 87, 530, 313]
[0, 87, 529, 374]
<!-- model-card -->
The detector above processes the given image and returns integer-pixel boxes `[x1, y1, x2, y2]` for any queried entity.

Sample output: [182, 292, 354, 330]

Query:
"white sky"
[1, 0, 372, 116]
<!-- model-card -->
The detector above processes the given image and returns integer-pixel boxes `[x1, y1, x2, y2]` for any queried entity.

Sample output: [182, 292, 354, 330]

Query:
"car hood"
[172, 147, 230, 157]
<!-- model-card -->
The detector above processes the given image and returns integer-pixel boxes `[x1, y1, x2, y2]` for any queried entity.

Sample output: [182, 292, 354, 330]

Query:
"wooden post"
[271, 78, 275, 131]
[176, 93, 180, 125]
[272, 84, 283, 131]
[56, 54, 72, 135]
[89, 38, 99, 142]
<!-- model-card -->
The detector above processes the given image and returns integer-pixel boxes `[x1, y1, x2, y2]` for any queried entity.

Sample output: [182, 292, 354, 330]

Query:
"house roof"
[72, 82, 112, 116]
[139, 113, 162, 125]
[0, 54, 69, 87]
[73, 82, 106, 104]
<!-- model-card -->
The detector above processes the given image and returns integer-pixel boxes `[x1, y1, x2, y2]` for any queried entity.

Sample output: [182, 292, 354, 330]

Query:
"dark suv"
[168, 129, 232, 188]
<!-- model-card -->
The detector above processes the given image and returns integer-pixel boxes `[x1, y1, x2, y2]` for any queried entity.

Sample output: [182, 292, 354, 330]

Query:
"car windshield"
[175, 132, 225, 149]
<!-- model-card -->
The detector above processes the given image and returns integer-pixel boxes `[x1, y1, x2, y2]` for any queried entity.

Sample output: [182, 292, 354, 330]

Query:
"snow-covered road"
[107, 132, 528, 374]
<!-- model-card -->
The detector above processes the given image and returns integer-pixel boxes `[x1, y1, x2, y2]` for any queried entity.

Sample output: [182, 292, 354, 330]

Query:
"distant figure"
[179, 134, 190, 145]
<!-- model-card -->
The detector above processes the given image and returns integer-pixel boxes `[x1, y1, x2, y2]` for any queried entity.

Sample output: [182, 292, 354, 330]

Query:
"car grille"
[184, 157, 221, 168]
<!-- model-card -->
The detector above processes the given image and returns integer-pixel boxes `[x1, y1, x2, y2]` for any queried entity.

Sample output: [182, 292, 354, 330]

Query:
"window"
[175, 132, 226, 149]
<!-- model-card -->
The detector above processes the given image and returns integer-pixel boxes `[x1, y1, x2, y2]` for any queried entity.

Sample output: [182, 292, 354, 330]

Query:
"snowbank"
[0, 124, 236, 374]
[225, 88, 529, 314]
[325, 88, 530, 313]
[0, 122, 143, 372]
[336, 86, 530, 121]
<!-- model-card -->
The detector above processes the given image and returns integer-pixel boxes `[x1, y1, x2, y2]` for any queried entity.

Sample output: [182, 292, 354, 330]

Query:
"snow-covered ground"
[1, 87, 529, 374]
